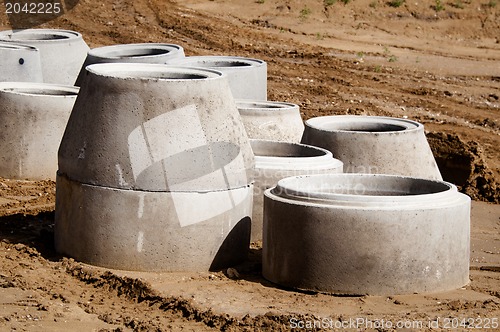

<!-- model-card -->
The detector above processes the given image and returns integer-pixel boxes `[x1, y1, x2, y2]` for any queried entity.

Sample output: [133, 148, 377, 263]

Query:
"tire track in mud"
[0, 239, 310, 331]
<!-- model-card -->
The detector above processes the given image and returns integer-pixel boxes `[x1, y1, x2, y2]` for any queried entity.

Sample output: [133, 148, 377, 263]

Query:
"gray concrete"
[58, 63, 254, 192]
[75, 43, 185, 86]
[250, 140, 343, 242]
[236, 100, 304, 142]
[167, 56, 267, 100]
[263, 173, 470, 295]
[55, 173, 253, 272]
[0, 42, 43, 82]
[0, 82, 78, 180]
[0, 29, 89, 85]
[301, 115, 442, 180]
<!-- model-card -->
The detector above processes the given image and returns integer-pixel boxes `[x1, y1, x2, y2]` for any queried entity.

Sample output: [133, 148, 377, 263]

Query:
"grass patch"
[324, 0, 337, 6]
[387, 0, 405, 7]
[486, 0, 497, 7]
[382, 46, 398, 62]
[451, 0, 464, 9]
[299, 6, 312, 20]
[434, 0, 445, 11]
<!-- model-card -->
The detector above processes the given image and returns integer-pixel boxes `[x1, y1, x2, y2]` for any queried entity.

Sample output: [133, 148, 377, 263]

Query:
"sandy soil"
[0, 0, 499, 330]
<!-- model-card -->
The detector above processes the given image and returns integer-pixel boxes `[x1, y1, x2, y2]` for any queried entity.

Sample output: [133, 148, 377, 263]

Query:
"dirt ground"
[0, 0, 499, 331]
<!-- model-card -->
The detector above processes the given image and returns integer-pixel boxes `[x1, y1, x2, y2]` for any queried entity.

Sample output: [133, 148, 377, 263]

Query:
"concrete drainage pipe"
[0, 42, 43, 82]
[56, 174, 252, 272]
[236, 100, 304, 143]
[75, 43, 185, 86]
[0, 29, 89, 85]
[59, 63, 254, 192]
[301, 115, 442, 180]
[56, 63, 254, 272]
[0, 82, 78, 180]
[263, 173, 470, 295]
[167, 56, 267, 100]
[250, 139, 343, 242]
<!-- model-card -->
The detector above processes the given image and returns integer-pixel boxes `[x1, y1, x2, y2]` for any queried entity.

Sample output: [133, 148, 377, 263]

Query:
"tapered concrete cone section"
[236, 100, 304, 143]
[75, 43, 185, 86]
[0, 82, 78, 180]
[0, 29, 89, 85]
[55, 174, 253, 272]
[250, 140, 343, 242]
[263, 174, 470, 295]
[0, 42, 43, 82]
[301, 115, 442, 180]
[167, 56, 267, 100]
[58, 63, 254, 191]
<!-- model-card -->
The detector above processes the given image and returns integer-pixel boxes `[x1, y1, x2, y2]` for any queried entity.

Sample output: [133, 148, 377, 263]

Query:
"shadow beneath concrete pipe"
[0, 210, 60, 261]
[209, 216, 251, 271]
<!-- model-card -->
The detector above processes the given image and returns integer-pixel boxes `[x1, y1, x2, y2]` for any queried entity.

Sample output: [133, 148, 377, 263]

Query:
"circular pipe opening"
[0, 43, 37, 51]
[170, 56, 264, 69]
[8, 33, 69, 41]
[0, 30, 81, 43]
[273, 174, 452, 199]
[86, 63, 221, 80]
[90, 44, 182, 59]
[306, 116, 420, 133]
[236, 101, 294, 110]
[251, 140, 326, 158]
[194, 60, 251, 68]
[105, 48, 171, 58]
[324, 122, 407, 132]
[1, 87, 78, 96]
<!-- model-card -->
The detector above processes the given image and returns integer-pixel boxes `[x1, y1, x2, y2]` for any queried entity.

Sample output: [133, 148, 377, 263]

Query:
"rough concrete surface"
[0, 42, 43, 82]
[263, 174, 470, 295]
[167, 56, 268, 100]
[75, 43, 185, 86]
[236, 100, 304, 143]
[302, 115, 443, 180]
[0, 82, 78, 180]
[0, 29, 89, 85]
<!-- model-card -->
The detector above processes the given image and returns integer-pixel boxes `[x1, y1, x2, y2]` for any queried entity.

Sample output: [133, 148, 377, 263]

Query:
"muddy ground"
[0, 0, 499, 331]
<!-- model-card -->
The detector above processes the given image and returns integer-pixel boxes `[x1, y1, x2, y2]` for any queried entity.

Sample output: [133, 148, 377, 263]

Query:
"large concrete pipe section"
[59, 64, 254, 191]
[0, 29, 89, 85]
[0, 82, 78, 180]
[250, 140, 343, 242]
[301, 115, 442, 180]
[0, 42, 43, 82]
[167, 56, 267, 100]
[236, 100, 304, 143]
[56, 63, 254, 272]
[75, 43, 185, 86]
[263, 174, 470, 295]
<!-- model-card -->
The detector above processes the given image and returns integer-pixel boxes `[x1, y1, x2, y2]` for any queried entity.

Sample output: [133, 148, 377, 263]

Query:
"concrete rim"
[0, 42, 39, 52]
[267, 174, 464, 207]
[168, 55, 265, 68]
[0, 82, 79, 97]
[305, 115, 422, 134]
[86, 63, 225, 81]
[0, 29, 84, 44]
[88, 43, 184, 60]
[236, 100, 298, 114]
[251, 139, 343, 170]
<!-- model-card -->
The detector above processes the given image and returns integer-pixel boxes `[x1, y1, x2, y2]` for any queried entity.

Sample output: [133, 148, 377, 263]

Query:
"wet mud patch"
[427, 132, 499, 203]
